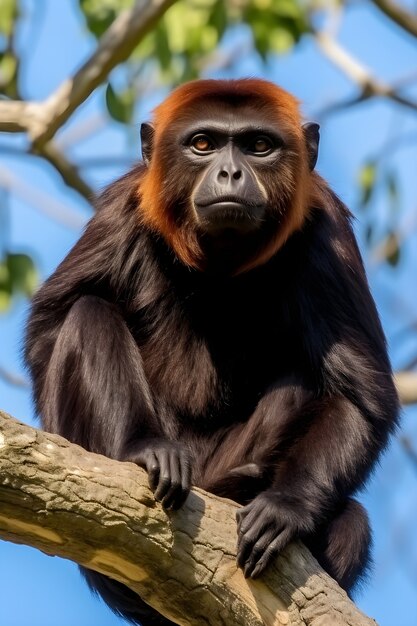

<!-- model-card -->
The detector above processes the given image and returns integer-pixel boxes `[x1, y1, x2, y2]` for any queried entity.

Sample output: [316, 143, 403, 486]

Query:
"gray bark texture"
[0, 410, 377, 626]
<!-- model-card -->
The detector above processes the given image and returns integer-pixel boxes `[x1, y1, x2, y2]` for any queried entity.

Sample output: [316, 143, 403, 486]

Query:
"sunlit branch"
[0, 166, 86, 230]
[0, 367, 29, 389]
[371, 0, 417, 39]
[312, 30, 417, 116]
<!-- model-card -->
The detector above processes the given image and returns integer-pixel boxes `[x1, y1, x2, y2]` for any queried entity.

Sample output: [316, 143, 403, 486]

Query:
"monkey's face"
[182, 106, 279, 235]
[144, 102, 312, 238]
[139, 80, 319, 272]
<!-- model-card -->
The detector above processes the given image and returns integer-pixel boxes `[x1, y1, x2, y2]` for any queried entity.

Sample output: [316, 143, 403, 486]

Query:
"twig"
[55, 113, 107, 150]
[0, 166, 86, 230]
[0, 367, 29, 389]
[0, 0, 177, 204]
[33, 143, 94, 202]
[0, 0, 177, 139]
[394, 371, 417, 405]
[400, 436, 417, 472]
[34, 0, 177, 145]
[312, 30, 417, 115]
[370, 0, 417, 39]
[370, 207, 417, 265]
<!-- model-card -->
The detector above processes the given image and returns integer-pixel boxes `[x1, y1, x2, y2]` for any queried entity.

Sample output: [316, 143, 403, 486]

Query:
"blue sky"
[1, 1, 417, 625]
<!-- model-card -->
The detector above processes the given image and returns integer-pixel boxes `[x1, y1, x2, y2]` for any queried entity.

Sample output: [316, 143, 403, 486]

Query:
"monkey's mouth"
[195, 197, 265, 233]
[196, 195, 263, 210]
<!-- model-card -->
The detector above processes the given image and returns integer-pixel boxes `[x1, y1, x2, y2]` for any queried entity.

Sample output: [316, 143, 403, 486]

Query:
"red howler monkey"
[25, 79, 399, 626]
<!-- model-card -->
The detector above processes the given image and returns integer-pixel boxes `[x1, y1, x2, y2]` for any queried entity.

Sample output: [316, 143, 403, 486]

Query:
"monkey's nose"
[218, 168, 243, 184]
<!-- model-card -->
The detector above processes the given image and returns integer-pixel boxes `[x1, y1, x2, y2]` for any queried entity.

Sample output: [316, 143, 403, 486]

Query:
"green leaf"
[0, 52, 17, 83]
[358, 161, 377, 207]
[0, 258, 11, 311]
[0, 260, 9, 285]
[365, 224, 373, 245]
[0, 0, 18, 36]
[269, 27, 295, 53]
[208, 0, 228, 38]
[155, 24, 172, 71]
[7, 252, 38, 296]
[0, 289, 11, 311]
[105, 83, 135, 124]
[79, 0, 133, 38]
[386, 170, 399, 212]
[385, 232, 401, 267]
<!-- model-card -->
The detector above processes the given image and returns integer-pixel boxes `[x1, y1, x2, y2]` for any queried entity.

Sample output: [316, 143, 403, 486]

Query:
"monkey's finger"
[146, 452, 160, 493]
[161, 451, 183, 510]
[154, 450, 172, 501]
[165, 451, 191, 510]
[237, 503, 261, 537]
[247, 528, 292, 579]
[180, 449, 192, 493]
[236, 516, 268, 569]
[242, 530, 274, 578]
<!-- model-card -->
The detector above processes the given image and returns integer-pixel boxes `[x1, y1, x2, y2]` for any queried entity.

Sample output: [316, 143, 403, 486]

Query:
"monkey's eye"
[248, 136, 274, 155]
[190, 134, 215, 153]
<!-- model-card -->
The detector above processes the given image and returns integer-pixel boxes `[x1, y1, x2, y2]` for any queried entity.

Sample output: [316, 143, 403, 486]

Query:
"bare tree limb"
[0, 99, 39, 133]
[32, 142, 94, 201]
[394, 372, 417, 405]
[370, 0, 417, 39]
[0, 410, 377, 626]
[0, 165, 86, 229]
[33, 0, 176, 145]
[0, 367, 29, 388]
[0, 0, 176, 142]
[312, 30, 417, 115]
[400, 436, 417, 472]
[0, 0, 177, 203]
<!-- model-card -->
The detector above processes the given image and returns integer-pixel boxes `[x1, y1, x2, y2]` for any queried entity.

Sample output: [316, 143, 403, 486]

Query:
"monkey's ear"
[303, 122, 320, 171]
[140, 123, 155, 167]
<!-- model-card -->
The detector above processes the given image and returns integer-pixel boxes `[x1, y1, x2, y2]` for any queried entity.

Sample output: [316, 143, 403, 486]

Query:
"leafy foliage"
[79, 0, 133, 38]
[0, 252, 38, 312]
[79, 0, 309, 106]
[0, 0, 19, 98]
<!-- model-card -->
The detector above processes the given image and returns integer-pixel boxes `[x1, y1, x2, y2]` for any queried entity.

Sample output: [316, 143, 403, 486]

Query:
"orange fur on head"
[138, 79, 313, 273]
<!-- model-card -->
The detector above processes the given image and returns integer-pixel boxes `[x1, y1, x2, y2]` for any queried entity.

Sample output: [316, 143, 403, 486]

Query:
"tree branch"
[0, 410, 376, 626]
[0, 0, 176, 142]
[0, 0, 177, 203]
[0, 367, 29, 388]
[370, 0, 417, 39]
[312, 30, 417, 115]
[32, 142, 94, 201]
[0, 165, 86, 229]
[394, 372, 417, 406]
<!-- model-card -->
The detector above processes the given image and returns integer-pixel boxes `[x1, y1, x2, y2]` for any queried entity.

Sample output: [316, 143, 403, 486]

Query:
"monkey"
[25, 79, 399, 626]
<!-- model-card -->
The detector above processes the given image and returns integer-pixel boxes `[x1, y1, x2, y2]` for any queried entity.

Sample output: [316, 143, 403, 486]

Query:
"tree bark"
[0, 410, 376, 626]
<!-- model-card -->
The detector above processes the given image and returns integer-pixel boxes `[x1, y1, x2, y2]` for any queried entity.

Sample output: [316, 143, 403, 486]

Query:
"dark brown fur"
[25, 80, 399, 625]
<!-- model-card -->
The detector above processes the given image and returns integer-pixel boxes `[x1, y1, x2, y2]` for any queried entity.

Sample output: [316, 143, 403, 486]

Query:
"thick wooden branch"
[0, 410, 376, 626]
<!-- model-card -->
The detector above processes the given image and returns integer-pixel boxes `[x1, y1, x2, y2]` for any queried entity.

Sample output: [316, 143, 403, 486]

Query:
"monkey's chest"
[136, 298, 295, 424]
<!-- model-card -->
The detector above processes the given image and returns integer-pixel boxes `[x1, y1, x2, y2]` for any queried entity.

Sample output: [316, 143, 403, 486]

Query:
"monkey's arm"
[27, 295, 191, 510]
[237, 216, 400, 578]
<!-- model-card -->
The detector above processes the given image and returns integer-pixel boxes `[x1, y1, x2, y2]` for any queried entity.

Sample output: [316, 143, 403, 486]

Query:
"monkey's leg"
[199, 380, 313, 502]
[83, 570, 177, 626]
[40, 295, 179, 626]
[304, 497, 372, 595]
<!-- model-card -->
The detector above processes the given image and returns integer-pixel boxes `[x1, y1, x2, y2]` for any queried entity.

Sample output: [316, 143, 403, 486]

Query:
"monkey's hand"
[126, 439, 192, 510]
[236, 491, 308, 579]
